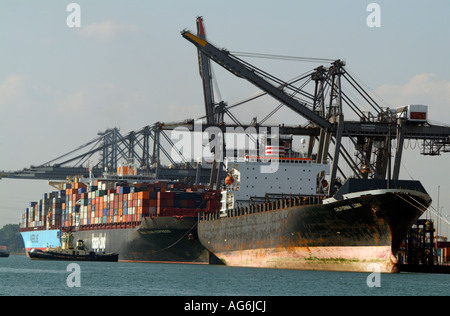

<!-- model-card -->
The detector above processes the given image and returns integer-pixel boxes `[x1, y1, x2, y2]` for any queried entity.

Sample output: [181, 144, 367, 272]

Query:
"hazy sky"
[1, 0, 449, 229]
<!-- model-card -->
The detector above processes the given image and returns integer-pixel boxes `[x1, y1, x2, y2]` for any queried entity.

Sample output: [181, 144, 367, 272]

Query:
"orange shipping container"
[138, 191, 150, 200]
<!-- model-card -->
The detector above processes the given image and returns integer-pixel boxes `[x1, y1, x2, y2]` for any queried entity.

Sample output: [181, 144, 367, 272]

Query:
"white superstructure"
[221, 155, 330, 210]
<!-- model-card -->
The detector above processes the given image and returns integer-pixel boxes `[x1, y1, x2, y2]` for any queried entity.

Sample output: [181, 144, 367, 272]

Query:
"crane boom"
[196, 17, 216, 125]
[182, 26, 450, 189]
[182, 30, 332, 130]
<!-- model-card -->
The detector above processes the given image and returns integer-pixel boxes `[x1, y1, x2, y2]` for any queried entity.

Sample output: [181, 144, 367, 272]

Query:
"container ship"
[198, 138, 432, 273]
[19, 169, 221, 263]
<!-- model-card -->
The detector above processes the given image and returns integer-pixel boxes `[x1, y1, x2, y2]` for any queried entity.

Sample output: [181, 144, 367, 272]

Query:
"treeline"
[0, 224, 25, 254]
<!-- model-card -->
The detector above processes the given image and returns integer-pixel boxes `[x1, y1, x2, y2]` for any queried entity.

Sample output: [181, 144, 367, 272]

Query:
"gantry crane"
[3, 23, 449, 193]
[181, 28, 450, 194]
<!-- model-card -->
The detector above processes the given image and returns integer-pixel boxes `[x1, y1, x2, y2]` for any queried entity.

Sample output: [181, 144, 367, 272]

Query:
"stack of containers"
[156, 191, 209, 216]
[21, 180, 219, 231]
[20, 191, 66, 230]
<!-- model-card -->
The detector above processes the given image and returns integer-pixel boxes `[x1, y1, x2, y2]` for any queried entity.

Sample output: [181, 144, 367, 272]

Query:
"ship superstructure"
[221, 135, 330, 210]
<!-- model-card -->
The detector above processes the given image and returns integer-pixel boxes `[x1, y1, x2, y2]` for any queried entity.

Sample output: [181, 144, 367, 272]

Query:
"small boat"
[28, 232, 118, 262]
[0, 246, 9, 258]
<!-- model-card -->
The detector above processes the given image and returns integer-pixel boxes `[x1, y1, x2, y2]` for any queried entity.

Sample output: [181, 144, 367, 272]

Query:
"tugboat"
[28, 232, 118, 262]
[0, 246, 9, 258]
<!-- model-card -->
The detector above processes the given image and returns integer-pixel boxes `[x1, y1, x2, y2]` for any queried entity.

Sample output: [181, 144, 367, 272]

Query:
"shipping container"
[20, 180, 220, 231]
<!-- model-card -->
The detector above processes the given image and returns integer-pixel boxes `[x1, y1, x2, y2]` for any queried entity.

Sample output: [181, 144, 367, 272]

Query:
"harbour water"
[0, 255, 449, 297]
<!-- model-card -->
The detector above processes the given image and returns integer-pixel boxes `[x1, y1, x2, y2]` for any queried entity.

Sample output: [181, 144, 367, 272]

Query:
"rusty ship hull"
[198, 181, 431, 273]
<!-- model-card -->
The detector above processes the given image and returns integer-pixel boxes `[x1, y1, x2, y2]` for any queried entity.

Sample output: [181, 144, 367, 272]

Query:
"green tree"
[0, 224, 25, 254]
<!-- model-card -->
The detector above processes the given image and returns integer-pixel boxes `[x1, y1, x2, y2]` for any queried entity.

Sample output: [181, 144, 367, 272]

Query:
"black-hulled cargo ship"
[181, 20, 446, 273]
[198, 155, 431, 273]
[20, 177, 221, 263]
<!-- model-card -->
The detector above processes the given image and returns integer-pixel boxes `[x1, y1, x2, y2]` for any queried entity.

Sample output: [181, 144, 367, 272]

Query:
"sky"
[0, 0, 449, 231]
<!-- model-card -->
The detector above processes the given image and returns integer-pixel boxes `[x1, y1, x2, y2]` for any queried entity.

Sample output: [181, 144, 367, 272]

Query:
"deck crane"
[181, 29, 450, 194]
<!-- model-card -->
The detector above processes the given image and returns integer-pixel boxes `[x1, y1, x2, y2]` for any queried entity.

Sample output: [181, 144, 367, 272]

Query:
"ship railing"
[200, 195, 326, 222]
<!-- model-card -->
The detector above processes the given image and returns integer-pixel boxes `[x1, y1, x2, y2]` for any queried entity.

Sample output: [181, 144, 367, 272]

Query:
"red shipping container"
[158, 199, 173, 207]
[158, 191, 174, 200]
[140, 207, 149, 216]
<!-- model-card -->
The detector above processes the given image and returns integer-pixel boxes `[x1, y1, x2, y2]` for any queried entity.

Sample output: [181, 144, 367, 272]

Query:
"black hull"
[28, 249, 118, 262]
[198, 187, 431, 272]
[400, 264, 450, 274]
[71, 216, 210, 263]
[0, 252, 9, 258]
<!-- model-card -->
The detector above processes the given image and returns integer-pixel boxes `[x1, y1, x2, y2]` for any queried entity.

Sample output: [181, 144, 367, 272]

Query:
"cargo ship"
[198, 140, 432, 273]
[19, 170, 221, 263]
